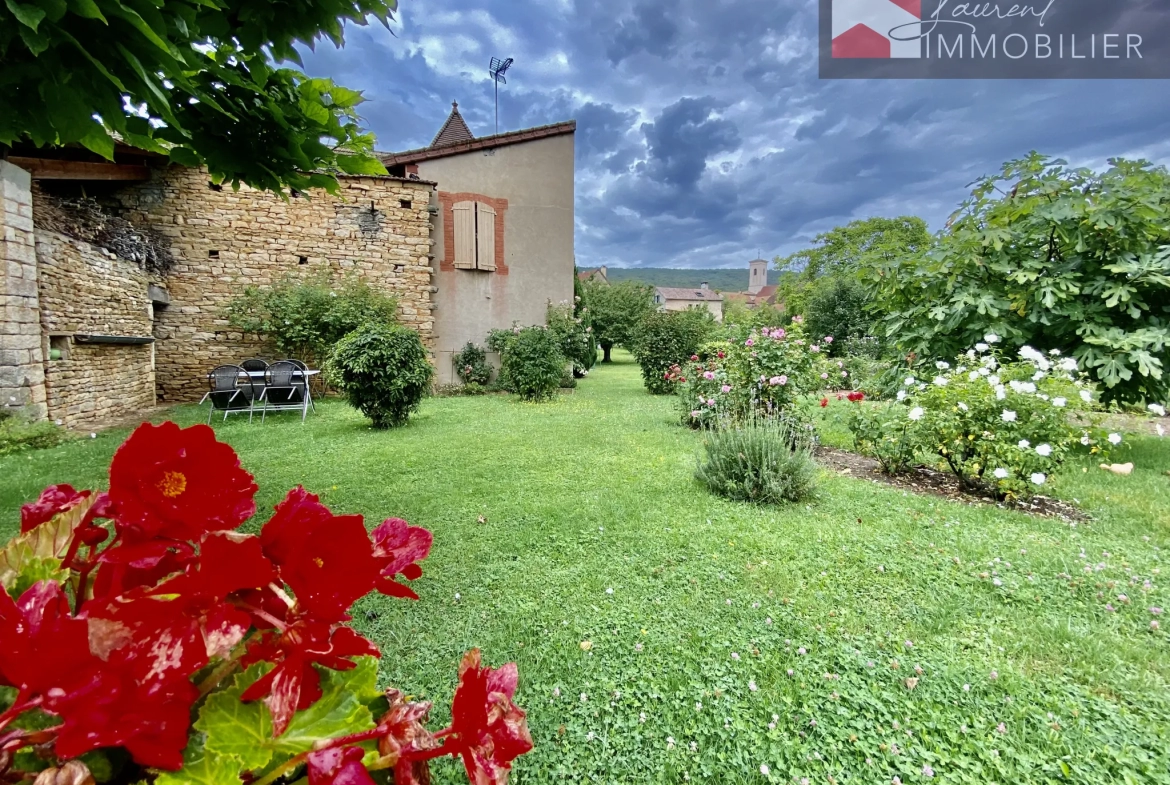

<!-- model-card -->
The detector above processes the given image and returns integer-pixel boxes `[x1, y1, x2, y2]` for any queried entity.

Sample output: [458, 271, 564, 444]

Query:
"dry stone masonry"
[0, 160, 47, 421]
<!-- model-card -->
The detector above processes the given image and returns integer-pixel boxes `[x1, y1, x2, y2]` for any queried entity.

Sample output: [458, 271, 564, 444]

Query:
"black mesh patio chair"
[278, 359, 315, 411]
[261, 360, 307, 422]
[207, 365, 256, 424]
[241, 358, 269, 372]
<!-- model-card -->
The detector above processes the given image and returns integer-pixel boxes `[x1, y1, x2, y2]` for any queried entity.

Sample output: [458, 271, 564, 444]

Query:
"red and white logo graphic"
[831, 0, 922, 58]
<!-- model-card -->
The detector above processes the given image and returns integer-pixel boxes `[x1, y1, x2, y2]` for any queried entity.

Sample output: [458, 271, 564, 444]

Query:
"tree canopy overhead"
[0, 0, 394, 193]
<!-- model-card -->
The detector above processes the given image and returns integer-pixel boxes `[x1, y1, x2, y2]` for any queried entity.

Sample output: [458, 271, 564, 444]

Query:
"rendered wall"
[415, 133, 575, 384]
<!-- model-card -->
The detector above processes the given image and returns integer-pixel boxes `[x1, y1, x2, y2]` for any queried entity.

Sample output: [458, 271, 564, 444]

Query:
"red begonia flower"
[156, 532, 278, 602]
[51, 664, 198, 770]
[306, 746, 377, 785]
[0, 581, 99, 694]
[376, 689, 438, 781]
[371, 518, 432, 600]
[91, 538, 197, 598]
[240, 622, 380, 735]
[108, 422, 257, 541]
[261, 488, 378, 622]
[20, 484, 90, 533]
[446, 649, 533, 785]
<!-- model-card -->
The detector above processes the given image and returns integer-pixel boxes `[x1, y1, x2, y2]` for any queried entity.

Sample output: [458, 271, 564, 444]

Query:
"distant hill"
[604, 267, 777, 292]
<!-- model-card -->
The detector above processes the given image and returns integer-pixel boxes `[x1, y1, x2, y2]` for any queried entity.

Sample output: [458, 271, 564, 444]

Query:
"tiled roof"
[380, 120, 576, 166]
[656, 286, 723, 302]
[430, 101, 475, 148]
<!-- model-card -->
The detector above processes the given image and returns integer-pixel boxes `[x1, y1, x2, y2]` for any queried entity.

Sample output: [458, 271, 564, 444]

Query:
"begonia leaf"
[197, 663, 275, 772]
[0, 497, 95, 594]
[155, 736, 242, 785]
[274, 656, 380, 757]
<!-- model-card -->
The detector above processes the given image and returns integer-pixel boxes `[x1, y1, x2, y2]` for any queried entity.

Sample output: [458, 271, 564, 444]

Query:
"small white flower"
[606, 587, 614, 594]
[1149, 403, 1166, 417]
[1053, 397, 1067, 408]
[904, 376, 916, 386]
[896, 390, 907, 401]
[975, 342, 989, 352]
[985, 333, 1000, 344]
[958, 402, 969, 411]
[666, 736, 675, 749]
[749, 679, 757, 691]
[454, 592, 461, 600]
[1080, 434, 1091, 446]
[1108, 432, 1122, 445]
[760, 764, 770, 776]
[695, 701, 703, 711]
[1036, 444, 1052, 457]
[909, 407, 925, 421]
[1002, 410, 1017, 423]
[978, 367, 991, 376]
[1060, 357, 1078, 372]
[581, 693, 588, 702]
[1018, 439, 1030, 449]
[993, 468, 1009, 479]
[933, 376, 949, 387]
[968, 371, 980, 381]
[996, 386, 1006, 400]
[936, 361, 950, 370]
[1031, 472, 1047, 485]
[1080, 390, 1092, 403]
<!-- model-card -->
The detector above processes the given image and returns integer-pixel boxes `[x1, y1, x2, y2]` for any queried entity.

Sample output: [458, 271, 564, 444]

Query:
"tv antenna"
[489, 57, 513, 134]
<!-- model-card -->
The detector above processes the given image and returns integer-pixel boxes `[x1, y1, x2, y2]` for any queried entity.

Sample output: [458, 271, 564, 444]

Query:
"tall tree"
[872, 153, 1170, 404]
[0, 0, 393, 193]
[776, 216, 932, 280]
[581, 279, 656, 362]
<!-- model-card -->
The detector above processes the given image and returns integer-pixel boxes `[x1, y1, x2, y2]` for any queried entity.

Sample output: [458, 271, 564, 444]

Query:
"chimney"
[600, 265, 607, 276]
[700, 281, 709, 290]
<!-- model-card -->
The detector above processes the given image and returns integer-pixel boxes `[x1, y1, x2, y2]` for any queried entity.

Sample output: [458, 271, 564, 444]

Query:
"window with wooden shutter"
[452, 201, 476, 269]
[475, 202, 496, 271]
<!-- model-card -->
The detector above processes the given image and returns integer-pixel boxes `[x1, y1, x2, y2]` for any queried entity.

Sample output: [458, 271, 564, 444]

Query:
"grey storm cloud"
[298, 0, 1170, 269]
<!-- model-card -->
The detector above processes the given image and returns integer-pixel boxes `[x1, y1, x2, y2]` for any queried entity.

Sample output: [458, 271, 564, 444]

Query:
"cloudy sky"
[301, 0, 1170, 269]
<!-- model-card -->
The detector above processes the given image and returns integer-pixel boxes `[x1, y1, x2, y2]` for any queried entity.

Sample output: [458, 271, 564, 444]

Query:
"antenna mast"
[489, 57, 514, 134]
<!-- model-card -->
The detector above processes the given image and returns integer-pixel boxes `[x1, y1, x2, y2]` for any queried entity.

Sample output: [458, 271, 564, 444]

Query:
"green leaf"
[169, 146, 203, 167]
[334, 154, 387, 176]
[274, 656, 380, 757]
[197, 663, 275, 772]
[67, 0, 105, 21]
[5, 0, 45, 30]
[0, 496, 97, 594]
[78, 122, 115, 160]
[156, 736, 242, 785]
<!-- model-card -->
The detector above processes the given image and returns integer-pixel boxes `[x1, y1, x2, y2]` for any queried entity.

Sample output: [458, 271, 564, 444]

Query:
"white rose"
[1080, 390, 1092, 403]
[909, 407, 925, 421]
[936, 361, 950, 370]
[993, 468, 1009, 479]
[958, 402, 969, 411]
[1002, 410, 1017, 423]
[904, 376, 916, 386]
[1149, 403, 1166, 417]
[934, 376, 949, 387]
[1030, 472, 1047, 485]
[1108, 433, 1122, 445]
[1036, 444, 1052, 457]
[1080, 434, 1091, 446]
[1018, 439, 1030, 449]
[1053, 397, 1067, 407]
[896, 390, 907, 401]
[975, 343, 989, 352]
[985, 333, 1000, 344]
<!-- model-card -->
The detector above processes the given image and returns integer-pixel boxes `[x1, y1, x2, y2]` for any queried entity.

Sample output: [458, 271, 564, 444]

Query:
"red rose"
[820, 397, 829, 408]
[108, 422, 257, 542]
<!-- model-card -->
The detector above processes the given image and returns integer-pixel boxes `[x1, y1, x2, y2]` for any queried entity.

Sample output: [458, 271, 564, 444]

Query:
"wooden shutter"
[475, 202, 496, 271]
[452, 201, 475, 269]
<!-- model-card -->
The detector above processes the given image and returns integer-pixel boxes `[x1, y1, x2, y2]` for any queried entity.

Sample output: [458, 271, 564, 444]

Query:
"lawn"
[2, 353, 1169, 784]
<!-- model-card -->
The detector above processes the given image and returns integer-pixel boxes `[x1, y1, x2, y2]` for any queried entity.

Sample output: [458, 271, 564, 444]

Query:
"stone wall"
[31, 226, 157, 428]
[0, 161, 47, 420]
[113, 166, 436, 402]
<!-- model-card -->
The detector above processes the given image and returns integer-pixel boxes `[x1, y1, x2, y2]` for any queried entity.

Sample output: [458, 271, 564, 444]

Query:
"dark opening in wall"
[208, 250, 219, 259]
[399, 199, 412, 209]
[298, 256, 308, 265]
[48, 335, 69, 361]
[208, 182, 222, 192]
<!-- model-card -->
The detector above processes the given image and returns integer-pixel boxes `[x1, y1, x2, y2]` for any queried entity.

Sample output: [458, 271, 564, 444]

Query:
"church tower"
[748, 258, 769, 295]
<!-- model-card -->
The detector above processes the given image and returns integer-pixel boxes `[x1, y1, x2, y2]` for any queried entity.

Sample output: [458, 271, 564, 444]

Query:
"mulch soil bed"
[815, 446, 1090, 522]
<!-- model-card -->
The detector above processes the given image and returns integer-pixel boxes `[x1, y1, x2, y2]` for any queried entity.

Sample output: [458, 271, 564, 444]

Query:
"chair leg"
[248, 403, 254, 424]
[262, 400, 268, 423]
[301, 396, 308, 423]
[207, 406, 213, 425]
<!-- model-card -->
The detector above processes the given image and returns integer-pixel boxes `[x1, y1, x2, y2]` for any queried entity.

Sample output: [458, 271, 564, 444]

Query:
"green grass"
[2, 353, 1169, 784]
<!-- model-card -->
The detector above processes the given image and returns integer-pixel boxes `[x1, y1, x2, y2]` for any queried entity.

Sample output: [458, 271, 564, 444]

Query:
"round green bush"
[632, 310, 713, 395]
[452, 341, 493, 386]
[327, 323, 433, 428]
[501, 326, 565, 402]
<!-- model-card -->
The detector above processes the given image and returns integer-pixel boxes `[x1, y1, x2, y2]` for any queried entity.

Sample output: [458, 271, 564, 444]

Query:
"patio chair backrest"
[241, 358, 269, 372]
[265, 360, 305, 405]
[208, 365, 253, 410]
[281, 359, 308, 371]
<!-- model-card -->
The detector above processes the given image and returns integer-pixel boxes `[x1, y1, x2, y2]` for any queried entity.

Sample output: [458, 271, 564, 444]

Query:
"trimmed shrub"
[695, 415, 817, 505]
[632, 309, 714, 394]
[453, 342, 493, 385]
[500, 326, 565, 402]
[327, 323, 433, 428]
[546, 302, 595, 375]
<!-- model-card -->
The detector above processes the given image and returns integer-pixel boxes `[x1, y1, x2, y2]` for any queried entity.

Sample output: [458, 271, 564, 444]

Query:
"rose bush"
[0, 422, 532, 785]
[675, 319, 841, 427]
[851, 336, 1121, 498]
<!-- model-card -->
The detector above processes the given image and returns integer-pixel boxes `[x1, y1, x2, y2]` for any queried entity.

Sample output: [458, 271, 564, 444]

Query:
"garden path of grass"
[2, 353, 1168, 784]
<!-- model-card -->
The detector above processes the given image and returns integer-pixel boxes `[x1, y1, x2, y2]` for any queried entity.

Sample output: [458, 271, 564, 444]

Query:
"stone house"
[723, 258, 781, 309]
[0, 105, 575, 427]
[577, 266, 608, 284]
[653, 284, 724, 322]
